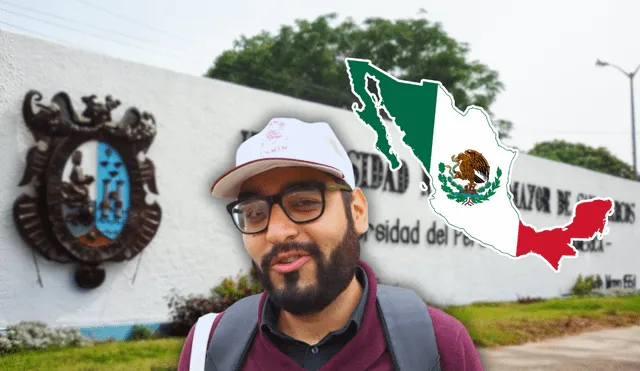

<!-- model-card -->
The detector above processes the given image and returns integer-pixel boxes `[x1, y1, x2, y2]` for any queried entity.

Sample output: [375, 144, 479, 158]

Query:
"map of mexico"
[344, 57, 615, 271]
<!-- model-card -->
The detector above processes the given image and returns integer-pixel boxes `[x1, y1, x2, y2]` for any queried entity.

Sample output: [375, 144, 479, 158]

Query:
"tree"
[205, 13, 513, 140]
[528, 140, 637, 180]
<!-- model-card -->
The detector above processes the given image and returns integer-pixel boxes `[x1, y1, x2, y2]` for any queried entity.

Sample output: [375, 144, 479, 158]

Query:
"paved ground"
[478, 326, 640, 371]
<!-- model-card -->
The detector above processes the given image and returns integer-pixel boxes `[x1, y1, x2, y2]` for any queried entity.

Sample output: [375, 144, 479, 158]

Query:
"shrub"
[167, 271, 263, 336]
[213, 274, 263, 309]
[0, 321, 92, 355]
[166, 293, 220, 336]
[130, 325, 154, 340]
[571, 274, 598, 297]
[517, 296, 544, 304]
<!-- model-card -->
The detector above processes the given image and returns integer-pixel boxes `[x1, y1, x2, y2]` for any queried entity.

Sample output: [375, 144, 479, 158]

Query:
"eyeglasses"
[226, 181, 352, 234]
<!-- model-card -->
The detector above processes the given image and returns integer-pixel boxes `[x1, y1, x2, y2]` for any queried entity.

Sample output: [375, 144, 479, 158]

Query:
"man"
[178, 117, 484, 370]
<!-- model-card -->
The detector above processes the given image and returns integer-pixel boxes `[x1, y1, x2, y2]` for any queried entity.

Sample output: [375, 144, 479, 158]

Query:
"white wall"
[1, 30, 638, 330]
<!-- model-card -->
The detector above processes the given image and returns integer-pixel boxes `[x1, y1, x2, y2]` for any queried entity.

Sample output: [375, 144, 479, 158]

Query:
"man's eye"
[247, 209, 265, 218]
[291, 199, 322, 209]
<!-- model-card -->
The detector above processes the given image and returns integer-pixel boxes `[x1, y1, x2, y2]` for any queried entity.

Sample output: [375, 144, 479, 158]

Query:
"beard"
[252, 223, 361, 316]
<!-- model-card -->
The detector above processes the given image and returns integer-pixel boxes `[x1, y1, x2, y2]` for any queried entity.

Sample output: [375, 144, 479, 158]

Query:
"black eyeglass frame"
[225, 181, 352, 234]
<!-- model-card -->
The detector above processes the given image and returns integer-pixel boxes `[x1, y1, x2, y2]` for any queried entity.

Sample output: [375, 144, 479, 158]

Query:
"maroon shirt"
[178, 260, 484, 370]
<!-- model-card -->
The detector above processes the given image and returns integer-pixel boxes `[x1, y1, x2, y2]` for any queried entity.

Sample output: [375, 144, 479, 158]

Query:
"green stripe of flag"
[346, 59, 438, 172]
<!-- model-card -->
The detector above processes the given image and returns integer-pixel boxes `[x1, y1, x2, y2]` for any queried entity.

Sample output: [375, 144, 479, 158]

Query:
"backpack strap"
[193, 287, 441, 371]
[190, 312, 220, 371]
[376, 284, 441, 371]
[203, 293, 262, 371]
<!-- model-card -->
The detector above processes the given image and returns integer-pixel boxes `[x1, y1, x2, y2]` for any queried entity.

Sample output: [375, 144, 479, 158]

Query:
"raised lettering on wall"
[348, 150, 409, 194]
[238, 129, 636, 224]
[509, 182, 551, 214]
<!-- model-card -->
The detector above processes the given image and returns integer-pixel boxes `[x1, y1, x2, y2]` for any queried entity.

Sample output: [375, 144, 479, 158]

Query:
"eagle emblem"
[437, 149, 502, 206]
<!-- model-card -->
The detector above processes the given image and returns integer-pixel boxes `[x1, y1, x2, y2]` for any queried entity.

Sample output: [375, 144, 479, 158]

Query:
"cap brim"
[210, 158, 345, 198]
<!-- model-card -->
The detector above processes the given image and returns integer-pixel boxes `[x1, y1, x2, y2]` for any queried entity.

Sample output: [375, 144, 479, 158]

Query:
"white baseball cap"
[210, 117, 356, 198]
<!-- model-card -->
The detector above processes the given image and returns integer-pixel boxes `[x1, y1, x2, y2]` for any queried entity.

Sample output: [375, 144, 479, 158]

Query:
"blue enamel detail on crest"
[95, 142, 130, 239]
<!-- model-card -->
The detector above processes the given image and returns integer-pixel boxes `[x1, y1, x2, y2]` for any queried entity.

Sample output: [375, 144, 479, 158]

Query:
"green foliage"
[528, 140, 637, 181]
[205, 13, 512, 139]
[130, 325, 154, 341]
[494, 119, 513, 141]
[212, 274, 264, 309]
[445, 295, 640, 347]
[571, 274, 599, 297]
[2, 297, 640, 370]
[166, 270, 263, 336]
[0, 336, 183, 371]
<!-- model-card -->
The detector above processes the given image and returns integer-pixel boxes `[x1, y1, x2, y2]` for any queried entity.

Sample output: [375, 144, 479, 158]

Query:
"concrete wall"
[1, 30, 638, 332]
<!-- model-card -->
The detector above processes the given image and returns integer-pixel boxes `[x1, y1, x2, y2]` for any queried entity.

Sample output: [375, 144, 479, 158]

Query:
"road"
[478, 326, 640, 371]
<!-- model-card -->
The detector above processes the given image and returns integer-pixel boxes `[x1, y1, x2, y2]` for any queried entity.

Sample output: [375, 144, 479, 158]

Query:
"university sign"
[240, 129, 631, 255]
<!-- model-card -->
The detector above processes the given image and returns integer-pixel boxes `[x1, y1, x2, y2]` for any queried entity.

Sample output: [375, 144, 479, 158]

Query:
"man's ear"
[350, 188, 369, 235]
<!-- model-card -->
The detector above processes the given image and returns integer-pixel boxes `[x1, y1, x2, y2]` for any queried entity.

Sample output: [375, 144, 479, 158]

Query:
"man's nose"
[265, 203, 298, 244]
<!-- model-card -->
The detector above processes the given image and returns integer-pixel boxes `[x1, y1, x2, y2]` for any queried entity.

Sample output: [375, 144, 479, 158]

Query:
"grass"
[0, 338, 184, 371]
[1, 295, 639, 370]
[442, 295, 640, 347]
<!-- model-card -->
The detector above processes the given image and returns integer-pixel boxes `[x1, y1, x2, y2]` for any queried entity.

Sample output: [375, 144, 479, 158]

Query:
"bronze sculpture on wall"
[13, 90, 162, 289]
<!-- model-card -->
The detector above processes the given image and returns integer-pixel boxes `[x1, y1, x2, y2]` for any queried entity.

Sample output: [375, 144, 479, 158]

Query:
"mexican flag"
[345, 58, 614, 271]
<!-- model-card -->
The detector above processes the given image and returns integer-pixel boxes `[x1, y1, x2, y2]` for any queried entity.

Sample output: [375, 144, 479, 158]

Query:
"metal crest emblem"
[13, 90, 162, 289]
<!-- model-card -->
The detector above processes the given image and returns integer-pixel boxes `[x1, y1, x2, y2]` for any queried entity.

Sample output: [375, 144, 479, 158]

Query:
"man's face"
[236, 166, 369, 315]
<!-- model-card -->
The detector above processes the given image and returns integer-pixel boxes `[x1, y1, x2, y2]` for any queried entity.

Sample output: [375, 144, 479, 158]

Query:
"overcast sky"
[2, 0, 640, 166]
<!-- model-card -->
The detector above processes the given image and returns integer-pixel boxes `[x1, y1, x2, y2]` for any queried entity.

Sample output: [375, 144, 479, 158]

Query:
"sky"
[2, 0, 640, 167]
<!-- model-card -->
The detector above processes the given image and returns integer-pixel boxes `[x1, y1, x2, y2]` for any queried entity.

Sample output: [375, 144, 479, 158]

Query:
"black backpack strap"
[376, 284, 441, 371]
[204, 293, 262, 371]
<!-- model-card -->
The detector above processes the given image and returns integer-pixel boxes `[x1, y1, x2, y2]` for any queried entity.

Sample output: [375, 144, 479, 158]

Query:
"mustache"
[261, 242, 322, 268]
